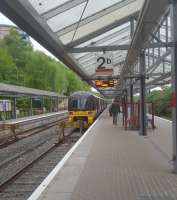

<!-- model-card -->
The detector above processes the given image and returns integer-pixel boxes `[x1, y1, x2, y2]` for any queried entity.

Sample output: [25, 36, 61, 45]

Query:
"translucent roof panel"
[59, 0, 144, 44]
[47, 3, 86, 32]
[76, 23, 130, 48]
[29, 0, 70, 15]
[82, 0, 123, 18]
[45, 0, 129, 35]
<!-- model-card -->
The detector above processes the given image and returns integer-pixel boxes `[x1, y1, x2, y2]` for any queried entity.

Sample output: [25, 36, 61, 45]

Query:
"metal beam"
[147, 72, 170, 77]
[152, 80, 171, 86]
[84, 76, 120, 81]
[171, 0, 177, 172]
[150, 33, 163, 44]
[145, 42, 173, 49]
[139, 52, 146, 136]
[42, 0, 87, 20]
[84, 74, 142, 81]
[68, 45, 129, 53]
[146, 71, 171, 86]
[69, 42, 173, 53]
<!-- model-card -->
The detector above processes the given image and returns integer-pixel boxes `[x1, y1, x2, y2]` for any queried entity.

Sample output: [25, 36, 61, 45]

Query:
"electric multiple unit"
[68, 92, 107, 129]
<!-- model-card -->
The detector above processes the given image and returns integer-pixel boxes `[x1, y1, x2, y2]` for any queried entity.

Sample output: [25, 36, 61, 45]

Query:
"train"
[68, 91, 107, 129]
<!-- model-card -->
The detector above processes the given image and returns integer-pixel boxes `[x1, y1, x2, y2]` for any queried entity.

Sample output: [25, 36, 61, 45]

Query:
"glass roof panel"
[29, 0, 69, 15]
[98, 33, 130, 46]
[82, 0, 123, 19]
[76, 23, 130, 48]
[47, 3, 86, 32]
[59, 0, 144, 44]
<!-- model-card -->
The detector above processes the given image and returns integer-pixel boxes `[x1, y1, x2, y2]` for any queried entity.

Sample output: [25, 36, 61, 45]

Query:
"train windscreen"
[69, 97, 87, 110]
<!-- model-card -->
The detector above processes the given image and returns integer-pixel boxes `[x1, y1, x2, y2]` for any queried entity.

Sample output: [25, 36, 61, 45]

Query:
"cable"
[71, 0, 89, 42]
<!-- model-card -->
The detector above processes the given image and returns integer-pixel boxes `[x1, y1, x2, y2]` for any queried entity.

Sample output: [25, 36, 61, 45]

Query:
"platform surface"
[32, 111, 177, 200]
[0, 111, 68, 125]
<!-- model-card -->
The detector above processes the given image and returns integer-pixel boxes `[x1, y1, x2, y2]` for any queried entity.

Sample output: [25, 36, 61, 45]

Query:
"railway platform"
[28, 109, 177, 200]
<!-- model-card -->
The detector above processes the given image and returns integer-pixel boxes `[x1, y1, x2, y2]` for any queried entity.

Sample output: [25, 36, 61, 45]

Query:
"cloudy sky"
[0, 12, 56, 59]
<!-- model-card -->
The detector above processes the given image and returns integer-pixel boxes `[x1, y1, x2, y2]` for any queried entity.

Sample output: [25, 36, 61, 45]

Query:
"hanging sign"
[95, 53, 113, 75]
[95, 80, 114, 88]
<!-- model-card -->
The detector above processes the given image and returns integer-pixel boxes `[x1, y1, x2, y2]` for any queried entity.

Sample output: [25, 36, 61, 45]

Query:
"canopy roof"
[0, 0, 170, 98]
[0, 83, 66, 98]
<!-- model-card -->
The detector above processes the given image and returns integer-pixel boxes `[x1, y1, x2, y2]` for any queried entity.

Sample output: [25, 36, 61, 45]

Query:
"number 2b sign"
[95, 53, 113, 75]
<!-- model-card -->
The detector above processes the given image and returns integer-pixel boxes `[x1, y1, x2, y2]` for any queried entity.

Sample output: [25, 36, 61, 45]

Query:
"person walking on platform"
[109, 104, 112, 116]
[111, 100, 120, 125]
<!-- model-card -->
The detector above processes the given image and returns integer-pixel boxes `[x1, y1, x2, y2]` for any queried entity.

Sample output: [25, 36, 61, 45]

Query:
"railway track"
[0, 128, 83, 200]
[0, 112, 67, 149]
[0, 118, 68, 148]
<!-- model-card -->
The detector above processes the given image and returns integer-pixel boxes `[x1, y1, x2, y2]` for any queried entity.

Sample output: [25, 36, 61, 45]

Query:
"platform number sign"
[95, 53, 113, 75]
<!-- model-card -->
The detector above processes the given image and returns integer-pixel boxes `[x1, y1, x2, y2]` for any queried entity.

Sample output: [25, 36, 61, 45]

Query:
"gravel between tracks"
[0, 139, 78, 200]
[0, 125, 72, 186]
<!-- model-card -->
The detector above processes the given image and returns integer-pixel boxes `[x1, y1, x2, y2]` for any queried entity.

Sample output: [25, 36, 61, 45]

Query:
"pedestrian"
[111, 100, 120, 125]
[109, 104, 112, 116]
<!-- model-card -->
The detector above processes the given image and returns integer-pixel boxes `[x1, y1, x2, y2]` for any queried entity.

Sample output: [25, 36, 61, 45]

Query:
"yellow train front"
[68, 92, 106, 129]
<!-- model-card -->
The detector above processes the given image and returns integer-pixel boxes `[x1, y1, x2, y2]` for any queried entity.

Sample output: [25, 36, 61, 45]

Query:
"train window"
[71, 98, 87, 110]
[72, 100, 78, 109]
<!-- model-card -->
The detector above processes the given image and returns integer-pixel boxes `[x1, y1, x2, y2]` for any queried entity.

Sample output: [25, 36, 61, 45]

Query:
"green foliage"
[146, 87, 172, 118]
[0, 48, 17, 83]
[0, 29, 90, 94]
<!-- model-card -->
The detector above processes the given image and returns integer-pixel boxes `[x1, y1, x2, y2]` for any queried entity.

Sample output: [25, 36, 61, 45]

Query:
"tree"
[146, 87, 172, 118]
[0, 48, 17, 83]
[3, 29, 32, 69]
[0, 29, 90, 94]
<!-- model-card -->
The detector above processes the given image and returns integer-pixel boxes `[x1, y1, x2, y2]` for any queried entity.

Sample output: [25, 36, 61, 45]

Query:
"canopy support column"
[130, 83, 134, 129]
[139, 52, 147, 136]
[30, 97, 33, 116]
[13, 97, 17, 119]
[171, 0, 177, 172]
[50, 97, 53, 112]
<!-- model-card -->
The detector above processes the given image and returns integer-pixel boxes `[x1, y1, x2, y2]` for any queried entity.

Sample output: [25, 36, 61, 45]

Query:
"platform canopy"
[0, 83, 66, 98]
[0, 0, 170, 98]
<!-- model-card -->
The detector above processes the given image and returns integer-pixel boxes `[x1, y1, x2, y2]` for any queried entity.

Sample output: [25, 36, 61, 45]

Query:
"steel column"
[30, 97, 33, 116]
[13, 97, 17, 119]
[50, 97, 53, 112]
[171, 0, 177, 172]
[139, 52, 147, 136]
[130, 83, 134, 129]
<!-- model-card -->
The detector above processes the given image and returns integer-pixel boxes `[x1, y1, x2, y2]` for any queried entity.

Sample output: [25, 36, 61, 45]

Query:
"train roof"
[70, 91, 105, 100]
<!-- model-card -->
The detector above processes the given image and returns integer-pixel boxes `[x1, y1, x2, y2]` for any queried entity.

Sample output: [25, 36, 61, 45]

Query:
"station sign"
[95, 53, 113, 75]
[0, 100, 12, 112]
[95, 80, 114, 88]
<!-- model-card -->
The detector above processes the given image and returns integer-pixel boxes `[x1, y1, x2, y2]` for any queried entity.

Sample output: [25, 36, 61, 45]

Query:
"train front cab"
[68, 94, 106, 129]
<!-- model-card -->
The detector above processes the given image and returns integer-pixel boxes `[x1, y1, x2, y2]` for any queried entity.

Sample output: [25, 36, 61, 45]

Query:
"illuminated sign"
[95, 80, 114, 88]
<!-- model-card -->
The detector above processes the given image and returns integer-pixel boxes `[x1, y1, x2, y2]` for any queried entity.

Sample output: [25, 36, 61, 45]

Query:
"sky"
[0, 12, 57, 59]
